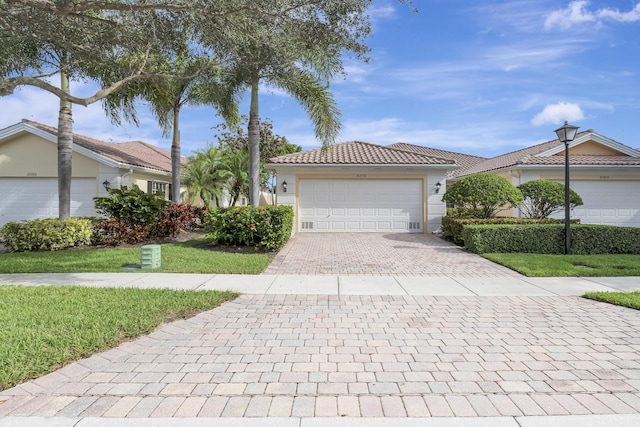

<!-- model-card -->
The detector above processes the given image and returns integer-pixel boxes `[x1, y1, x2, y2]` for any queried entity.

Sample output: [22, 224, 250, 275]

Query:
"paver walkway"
[263, 233, 521, 277]
[3, 294, 640, 419]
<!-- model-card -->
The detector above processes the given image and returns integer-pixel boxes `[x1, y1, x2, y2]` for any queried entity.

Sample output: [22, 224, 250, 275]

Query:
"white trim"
[537, 131, 640, 158]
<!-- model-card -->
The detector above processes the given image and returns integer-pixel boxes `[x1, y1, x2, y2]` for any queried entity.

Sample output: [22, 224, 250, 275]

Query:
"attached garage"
[0, 178, 97, 226]
[565, 181, 640, 227]
[299, 179, 423, 233]
[267, 141, 457, 234]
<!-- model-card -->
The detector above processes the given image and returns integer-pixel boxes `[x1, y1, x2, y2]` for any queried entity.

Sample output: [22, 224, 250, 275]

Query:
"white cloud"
[544, 1, 595, 30]
[597, 3, 640, 22]
[531, 102, 584, 126]
[544, 1, 640, 30]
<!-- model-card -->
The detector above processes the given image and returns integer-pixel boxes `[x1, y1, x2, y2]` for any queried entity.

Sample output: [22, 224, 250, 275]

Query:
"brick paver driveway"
[263, 233, 521, 277]
[2, 294, 640, 418]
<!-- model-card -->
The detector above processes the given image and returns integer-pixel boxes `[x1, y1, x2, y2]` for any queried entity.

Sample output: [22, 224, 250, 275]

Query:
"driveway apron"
[2, 293, 640, 418]
[263, 233, 521, 277]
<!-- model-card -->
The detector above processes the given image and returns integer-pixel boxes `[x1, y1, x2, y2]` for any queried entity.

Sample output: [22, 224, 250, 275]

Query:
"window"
[147, 181, 171, 201]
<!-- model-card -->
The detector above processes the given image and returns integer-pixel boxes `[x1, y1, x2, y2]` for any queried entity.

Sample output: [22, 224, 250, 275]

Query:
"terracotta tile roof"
[448, 129, 640, 177]
[24, 120, 182, 173]
[518, 155, 640, 166]
[388, 143, 486, 176]
[268, 141, 457, 166]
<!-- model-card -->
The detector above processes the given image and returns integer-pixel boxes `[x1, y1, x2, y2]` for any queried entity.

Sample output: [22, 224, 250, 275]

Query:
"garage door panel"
[299, 179, 423, 233]
[551, 181, 640, 227]
[361, 221, 376, 230]
[0, 178, 97, 226]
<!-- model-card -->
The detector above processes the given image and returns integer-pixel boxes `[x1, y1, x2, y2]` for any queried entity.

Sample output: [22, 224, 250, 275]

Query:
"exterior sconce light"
[435, 181, 441, 194]
[102, 180, 111, 191]
[554, 120, 580, 255]
[282, 180, 288, 193]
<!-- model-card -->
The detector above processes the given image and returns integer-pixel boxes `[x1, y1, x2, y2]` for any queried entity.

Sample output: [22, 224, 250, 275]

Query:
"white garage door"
[0, 178, 97, 226]
[299, 179, 423, 233]
[555, 180, 640, 227]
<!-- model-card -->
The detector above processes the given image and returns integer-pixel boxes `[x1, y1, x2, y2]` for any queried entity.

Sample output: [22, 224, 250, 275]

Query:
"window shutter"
[147, 181, 153, 194]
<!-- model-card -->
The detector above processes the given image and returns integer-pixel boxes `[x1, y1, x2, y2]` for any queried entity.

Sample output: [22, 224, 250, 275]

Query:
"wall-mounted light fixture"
[434, 181, 442, 194]
[102, 180, 111, 191]
[282, 180, 288, 193]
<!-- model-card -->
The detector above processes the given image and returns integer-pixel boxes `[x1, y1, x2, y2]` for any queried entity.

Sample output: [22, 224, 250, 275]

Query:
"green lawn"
[0, 285, 238, 391]
[0, 238, 272, 274]
[483, 253, 640, 277]
[584, 291, 640, 311]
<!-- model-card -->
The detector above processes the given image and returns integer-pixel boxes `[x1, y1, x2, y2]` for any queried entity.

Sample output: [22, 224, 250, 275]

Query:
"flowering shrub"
[205, 206, 293, 251]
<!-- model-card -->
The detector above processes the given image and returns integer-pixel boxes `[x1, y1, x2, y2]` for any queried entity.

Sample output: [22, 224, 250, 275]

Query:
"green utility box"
[141, 244, 161, 269]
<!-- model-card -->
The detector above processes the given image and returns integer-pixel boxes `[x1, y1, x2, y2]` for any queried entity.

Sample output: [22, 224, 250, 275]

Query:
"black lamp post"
[554, 121, 580, 255]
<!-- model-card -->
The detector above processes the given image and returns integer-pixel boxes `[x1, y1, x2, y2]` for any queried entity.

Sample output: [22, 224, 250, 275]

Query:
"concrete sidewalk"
[0, 273, 638, 295]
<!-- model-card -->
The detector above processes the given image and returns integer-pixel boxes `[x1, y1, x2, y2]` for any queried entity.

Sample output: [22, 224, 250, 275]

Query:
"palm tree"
[223, 150, 250, 207]
[204, 12, 343, 206]
[104, 31, 239, 202]
[183, 145, 232, 206]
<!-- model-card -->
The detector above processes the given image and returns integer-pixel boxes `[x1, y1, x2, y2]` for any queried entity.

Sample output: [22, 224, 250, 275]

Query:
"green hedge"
[442, 215, 573, 246]
[0, 218, 95, 252]
[572, 225, 640, 255]
[463, 224, 640, 255]
[205, 205, 293, 251]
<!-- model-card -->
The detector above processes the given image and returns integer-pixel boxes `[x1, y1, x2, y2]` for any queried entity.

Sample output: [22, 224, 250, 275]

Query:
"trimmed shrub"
[463, 224, 565, 254]
[572, 225, 640, 255]
[205, 206, 293, 251]
[0, 218, 94, 252]
[442, 173, 523, 218]
[94, 185, 169, 227]
[463, 224, 640, 255]
[518, 179, 583, 219]
[442, 216, 574, 246]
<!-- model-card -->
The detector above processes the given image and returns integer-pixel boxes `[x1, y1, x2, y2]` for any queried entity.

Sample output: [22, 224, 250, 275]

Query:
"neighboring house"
[0, 120, 182, 226]
[400, 129, 640, 227]
[267, 141, 457, 233]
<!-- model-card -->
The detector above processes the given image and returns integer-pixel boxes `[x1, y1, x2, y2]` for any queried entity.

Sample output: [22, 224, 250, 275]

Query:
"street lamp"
[554, 120, 580, 255]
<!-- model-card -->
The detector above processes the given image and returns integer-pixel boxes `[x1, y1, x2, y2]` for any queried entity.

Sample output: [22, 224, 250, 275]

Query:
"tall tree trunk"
[248, 76, 261, 206]
[171, 105, 181, 203]
[57, 68, 73, 220]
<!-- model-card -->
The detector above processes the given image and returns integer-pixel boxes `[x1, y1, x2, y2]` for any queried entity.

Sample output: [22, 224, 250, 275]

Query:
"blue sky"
[1, 0, 639, 158]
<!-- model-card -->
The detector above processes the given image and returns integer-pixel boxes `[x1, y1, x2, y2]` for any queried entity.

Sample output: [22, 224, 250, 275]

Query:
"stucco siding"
[0, 133, 99, 178]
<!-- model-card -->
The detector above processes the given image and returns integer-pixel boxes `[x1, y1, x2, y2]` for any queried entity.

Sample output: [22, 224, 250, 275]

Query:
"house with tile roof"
[268, 141, 457, 233]
[0, 120, 181, 226]
[270, 129, 640, 233]
[444, 129, 640, 227]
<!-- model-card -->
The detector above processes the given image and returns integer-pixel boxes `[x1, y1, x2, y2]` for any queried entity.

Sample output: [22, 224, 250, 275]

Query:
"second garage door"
[299, 179, 423, 233]
[562, 180, 640, 227]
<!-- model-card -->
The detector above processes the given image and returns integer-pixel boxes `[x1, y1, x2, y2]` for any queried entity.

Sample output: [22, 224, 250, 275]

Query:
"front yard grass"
[0, 285, 238, 391]
[0, 238, 272, 274]
[483, 253, 640, 277]
[583, 291, 640, 311]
